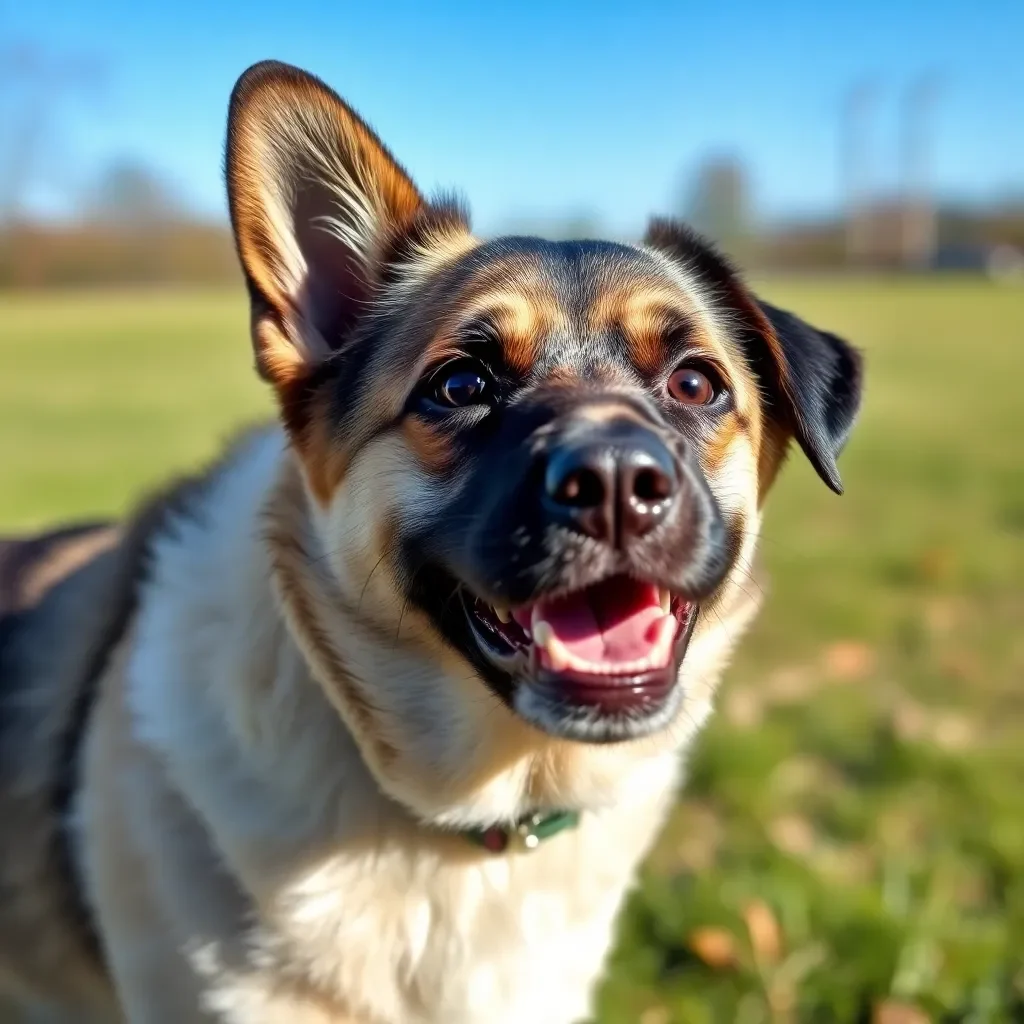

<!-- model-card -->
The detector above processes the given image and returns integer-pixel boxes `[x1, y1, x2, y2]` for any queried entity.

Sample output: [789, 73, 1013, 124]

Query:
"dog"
[0, 60, 862, 1023]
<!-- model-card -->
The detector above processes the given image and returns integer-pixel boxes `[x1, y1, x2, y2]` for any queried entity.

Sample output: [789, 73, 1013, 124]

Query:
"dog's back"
[0, 520, 152, 1018]
[0, 523, 122, 1013]
[0, 461, 245, 1020]
[0, 525, 116, 619]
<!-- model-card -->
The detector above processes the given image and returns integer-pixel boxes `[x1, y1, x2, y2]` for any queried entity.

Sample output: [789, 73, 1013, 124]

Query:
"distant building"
[933, 242, 1024, 280]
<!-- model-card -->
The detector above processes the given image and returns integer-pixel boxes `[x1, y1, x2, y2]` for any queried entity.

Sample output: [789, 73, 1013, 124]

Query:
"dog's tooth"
[651, 615, 677, 664]
[531, 620, 571, 672]
[532, 620, 554, 649]
[545, 636, 570, 672]
[526, 604, 545, 640]
[493, 604, 512, 624]
[659, 588, 671, 614]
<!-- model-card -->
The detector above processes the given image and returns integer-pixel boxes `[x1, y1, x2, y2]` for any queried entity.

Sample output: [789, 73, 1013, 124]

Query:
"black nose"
[543, 421, 679, 547]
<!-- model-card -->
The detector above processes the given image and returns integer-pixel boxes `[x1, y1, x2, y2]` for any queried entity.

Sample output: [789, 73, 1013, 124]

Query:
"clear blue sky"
[4, 0, 1023, 235]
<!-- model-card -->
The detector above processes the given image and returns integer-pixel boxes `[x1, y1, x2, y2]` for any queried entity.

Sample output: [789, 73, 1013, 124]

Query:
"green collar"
[465, 810, 581, 853]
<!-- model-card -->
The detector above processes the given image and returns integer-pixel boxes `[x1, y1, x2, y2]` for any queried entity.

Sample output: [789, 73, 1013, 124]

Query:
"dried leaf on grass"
[873, 1000, 931, 1024]
[744, 899, 783, 965]
[689, 927, 740, 970]
[823, 640, 877, 680]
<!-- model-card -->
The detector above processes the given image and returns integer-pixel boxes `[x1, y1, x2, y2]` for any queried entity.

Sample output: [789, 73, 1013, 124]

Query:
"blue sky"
[4, 0, 1023, 235]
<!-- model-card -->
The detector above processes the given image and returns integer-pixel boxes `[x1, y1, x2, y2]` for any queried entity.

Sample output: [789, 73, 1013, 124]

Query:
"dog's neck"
[127, 430, 390, 858]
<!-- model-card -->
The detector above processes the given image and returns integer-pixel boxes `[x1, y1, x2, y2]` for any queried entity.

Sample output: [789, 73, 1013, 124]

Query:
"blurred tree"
[86, 160, 182, 228]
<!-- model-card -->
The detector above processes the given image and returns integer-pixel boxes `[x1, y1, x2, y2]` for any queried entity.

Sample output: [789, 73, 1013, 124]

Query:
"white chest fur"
[194, 787, 677, 1024]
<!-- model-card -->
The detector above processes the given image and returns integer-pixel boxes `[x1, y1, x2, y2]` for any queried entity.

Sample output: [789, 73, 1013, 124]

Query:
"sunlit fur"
[0, 60, 860, 1022]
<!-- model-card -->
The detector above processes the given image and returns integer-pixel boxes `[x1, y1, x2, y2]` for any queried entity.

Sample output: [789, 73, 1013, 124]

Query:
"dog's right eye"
[419, 360, 494, 412]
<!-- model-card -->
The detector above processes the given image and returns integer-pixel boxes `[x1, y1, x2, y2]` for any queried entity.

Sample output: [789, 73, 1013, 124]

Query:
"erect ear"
[226, 60, 427, 397]
[644, 218, 863, 494]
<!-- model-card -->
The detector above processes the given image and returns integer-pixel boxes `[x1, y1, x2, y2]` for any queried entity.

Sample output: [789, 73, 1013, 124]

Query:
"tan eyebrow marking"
[588, 284, 710, 375]
[448, 285, 565, 374]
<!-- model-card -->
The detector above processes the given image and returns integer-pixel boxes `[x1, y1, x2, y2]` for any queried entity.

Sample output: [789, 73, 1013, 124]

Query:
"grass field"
[2, 279, 1023, 1022]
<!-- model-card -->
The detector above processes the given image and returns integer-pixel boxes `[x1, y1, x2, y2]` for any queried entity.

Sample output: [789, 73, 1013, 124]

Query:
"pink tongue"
[537, 576, 664, 664]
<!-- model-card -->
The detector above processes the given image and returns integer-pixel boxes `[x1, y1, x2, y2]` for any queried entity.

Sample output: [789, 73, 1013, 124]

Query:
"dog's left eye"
[422, 361, 493, 410]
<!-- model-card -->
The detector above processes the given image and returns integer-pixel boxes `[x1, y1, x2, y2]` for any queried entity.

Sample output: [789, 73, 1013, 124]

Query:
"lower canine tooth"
[659, 588, 671, 614]
[546, 641, 569, 672]
[531, 621, 570, 672]
[532, 621, 554, 648]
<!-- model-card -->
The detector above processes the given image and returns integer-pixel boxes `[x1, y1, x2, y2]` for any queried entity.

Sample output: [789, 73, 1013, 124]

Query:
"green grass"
[2, 279, 1023, 1021]
[0, 289, 271, 527]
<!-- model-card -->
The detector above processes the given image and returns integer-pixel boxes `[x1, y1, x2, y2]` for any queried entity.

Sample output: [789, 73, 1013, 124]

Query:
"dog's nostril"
[620, 449, 679, 540]
[552, 466, 605, 509]
[632, 466, 673, 504]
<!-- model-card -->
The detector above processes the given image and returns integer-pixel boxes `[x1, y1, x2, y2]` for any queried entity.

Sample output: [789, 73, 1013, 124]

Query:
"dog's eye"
[441, 371, 487, 406]
[427, 363, 492, 409]
[667, 365, 718, 406]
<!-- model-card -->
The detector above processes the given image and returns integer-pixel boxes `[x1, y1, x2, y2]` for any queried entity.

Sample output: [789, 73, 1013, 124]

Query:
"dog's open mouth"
[468, 576, 691, 674]
[464, 575, 697, 740]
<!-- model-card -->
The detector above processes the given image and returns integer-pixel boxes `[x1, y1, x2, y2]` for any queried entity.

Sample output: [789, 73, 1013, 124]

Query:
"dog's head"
[226, 62, 862, 824]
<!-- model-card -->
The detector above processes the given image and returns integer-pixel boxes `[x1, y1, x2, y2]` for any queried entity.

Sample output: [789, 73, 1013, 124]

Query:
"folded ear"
[226, 60, 426, 394]
[752, 300, 863, 494]
[644, 218, 863, 494]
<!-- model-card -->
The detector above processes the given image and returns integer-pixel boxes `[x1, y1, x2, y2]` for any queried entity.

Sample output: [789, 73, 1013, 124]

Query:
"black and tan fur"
[0, 61, 862, 1022]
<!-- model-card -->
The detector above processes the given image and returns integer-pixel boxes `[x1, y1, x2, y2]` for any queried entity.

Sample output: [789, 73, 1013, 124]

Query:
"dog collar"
[465, 810, 581, 853]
